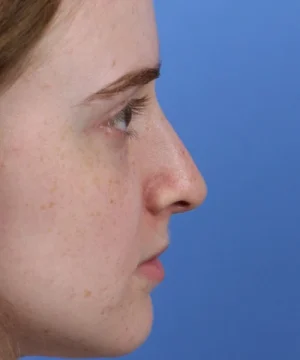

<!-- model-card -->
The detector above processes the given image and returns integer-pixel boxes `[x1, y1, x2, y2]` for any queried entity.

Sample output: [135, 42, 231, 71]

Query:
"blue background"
[27, 0, 300, 359]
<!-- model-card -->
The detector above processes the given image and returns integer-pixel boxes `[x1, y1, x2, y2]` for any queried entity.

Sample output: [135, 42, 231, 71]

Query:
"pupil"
[124, 106, 132, 126]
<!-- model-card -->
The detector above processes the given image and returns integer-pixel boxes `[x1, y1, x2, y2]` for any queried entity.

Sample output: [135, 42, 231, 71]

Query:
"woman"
[0, 0, 207, 359]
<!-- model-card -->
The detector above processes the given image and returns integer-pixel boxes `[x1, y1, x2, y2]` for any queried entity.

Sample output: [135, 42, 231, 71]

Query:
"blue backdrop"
[27, 0, 300, 359]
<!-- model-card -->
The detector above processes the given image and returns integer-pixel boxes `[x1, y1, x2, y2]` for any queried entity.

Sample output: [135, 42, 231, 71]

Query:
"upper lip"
[141, 244, 169, 264]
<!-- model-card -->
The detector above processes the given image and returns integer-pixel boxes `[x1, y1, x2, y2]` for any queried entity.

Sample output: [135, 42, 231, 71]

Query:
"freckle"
[50, 182, 57, 193]
[61, 132, 67, 141]
[41, 83, 51, 90]
[96, 211, 101, 216]
[69, 289, 76, 300]
[112, 59, 116, 67]
[79, 185, 85, 194]
[84, 290, 92, 298]
[110, 198, 114, 204]
[76, 227, 86, 236]
[84, 158, 94, 169]
[180, 147, 186, 156]
[40, 202, 55, 210]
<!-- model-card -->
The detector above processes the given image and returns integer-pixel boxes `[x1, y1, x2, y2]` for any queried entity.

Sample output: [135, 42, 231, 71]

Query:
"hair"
[0, 0, 61, 93]
[0, 1, 61, 358]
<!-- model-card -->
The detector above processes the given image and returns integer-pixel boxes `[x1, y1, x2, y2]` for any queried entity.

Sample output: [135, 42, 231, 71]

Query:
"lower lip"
[138, 257, 165, 283]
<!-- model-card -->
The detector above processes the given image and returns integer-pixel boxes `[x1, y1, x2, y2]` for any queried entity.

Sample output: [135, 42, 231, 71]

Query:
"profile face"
[0, 0, 207, 358]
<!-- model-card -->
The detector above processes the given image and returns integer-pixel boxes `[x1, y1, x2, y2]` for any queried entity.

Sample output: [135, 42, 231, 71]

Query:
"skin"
[0, 0, 207, 358]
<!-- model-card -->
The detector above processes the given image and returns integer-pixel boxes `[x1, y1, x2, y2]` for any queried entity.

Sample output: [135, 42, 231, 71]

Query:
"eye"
[108, 96, 149, 137]
[111, 103, 133, 132]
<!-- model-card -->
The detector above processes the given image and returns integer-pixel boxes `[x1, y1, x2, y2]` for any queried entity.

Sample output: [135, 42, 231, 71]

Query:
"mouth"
[137, 246, 168, 283]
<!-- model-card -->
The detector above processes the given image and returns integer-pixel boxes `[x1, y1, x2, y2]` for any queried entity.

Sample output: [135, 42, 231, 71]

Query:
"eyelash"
[107, 96, 149, 139]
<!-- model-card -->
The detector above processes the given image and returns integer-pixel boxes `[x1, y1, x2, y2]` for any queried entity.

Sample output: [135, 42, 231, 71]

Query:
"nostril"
[174, 200, 190, 209]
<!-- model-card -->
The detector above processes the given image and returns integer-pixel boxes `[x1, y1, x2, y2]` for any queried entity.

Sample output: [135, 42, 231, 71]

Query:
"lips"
[137, 246, 168, 283]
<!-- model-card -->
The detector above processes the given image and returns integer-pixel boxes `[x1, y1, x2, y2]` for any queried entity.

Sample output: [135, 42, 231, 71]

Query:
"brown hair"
[0, 1, 61, 358]
[0, 0, 61, 93]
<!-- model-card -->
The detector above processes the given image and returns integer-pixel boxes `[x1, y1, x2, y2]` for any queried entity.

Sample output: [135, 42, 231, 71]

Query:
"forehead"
[31, 0, 159, 102]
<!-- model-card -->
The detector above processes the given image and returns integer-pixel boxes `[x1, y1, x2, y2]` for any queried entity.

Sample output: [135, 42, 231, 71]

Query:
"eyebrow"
[82, 63, 161, 105]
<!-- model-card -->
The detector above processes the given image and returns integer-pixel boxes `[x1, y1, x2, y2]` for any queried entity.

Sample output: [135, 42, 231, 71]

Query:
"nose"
[143, 109, 207, 216]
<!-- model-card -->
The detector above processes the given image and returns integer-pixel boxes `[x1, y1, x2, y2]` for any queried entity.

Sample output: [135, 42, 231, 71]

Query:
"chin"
[86, 294, 155, 358]
[22, 291, 155, 359]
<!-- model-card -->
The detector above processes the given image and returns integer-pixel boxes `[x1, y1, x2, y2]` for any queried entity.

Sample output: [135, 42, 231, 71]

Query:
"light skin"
[0, 0, 207, 358]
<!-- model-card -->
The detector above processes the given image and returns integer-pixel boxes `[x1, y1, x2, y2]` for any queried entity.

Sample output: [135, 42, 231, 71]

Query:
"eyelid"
[107, 95, 149, 122]
[108, 96, 150, 139]
[126, 96, 149, 114]
[85, 95, 149, 136]
[86, 98, 130, 131]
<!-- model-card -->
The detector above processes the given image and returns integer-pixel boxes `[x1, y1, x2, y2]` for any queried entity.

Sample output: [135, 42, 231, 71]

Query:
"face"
[0, 0, 206, 358]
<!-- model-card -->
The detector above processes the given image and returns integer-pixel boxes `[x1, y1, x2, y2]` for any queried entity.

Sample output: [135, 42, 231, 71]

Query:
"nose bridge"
[143, 106, 207, 213]
[162, 114, 205, 190]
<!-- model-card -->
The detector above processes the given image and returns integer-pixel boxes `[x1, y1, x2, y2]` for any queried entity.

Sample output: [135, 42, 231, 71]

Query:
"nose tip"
[144, 145, 207, 216]
[170, 162, 207, 214]
[143, 106, 207, 216]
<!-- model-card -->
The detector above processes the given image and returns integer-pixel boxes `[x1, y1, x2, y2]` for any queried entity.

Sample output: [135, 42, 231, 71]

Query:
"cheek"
[0, 133, 142, 308]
